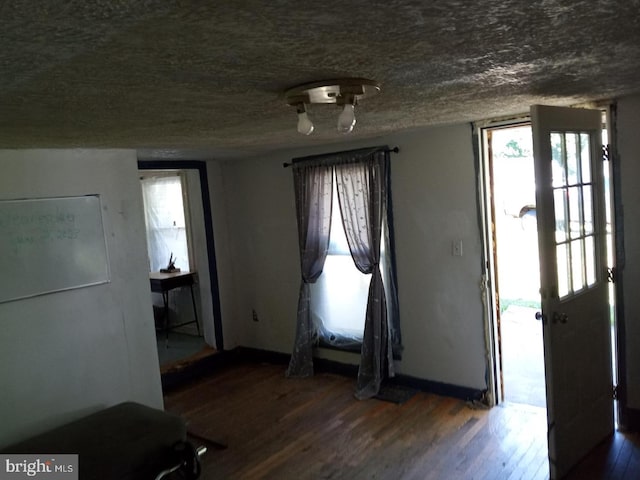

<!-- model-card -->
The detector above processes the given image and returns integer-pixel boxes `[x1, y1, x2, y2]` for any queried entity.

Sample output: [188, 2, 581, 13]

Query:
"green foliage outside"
[503, 139, 526, 158]
[500, 297, 541, 314]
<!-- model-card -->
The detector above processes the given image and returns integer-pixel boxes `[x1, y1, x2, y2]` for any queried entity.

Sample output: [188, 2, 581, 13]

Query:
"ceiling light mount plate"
[285, 78, 380, 106]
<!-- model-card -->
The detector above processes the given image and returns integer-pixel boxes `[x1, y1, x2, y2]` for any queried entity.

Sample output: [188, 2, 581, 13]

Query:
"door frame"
[606, 103, 631, 429]
[138, 160, 224, 351]
[475, 105, 624, 416]
[476, 117, 535, 406]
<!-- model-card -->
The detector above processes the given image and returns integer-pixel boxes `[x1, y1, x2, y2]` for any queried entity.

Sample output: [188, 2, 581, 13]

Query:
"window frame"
[139, 169, 195, 272]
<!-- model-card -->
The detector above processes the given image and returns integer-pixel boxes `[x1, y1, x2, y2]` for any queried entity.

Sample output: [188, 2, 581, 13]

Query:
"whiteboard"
[0, 195, 110, 303]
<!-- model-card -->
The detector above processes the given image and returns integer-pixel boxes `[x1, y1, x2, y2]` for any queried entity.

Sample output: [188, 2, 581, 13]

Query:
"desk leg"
[189, 284, 201, 336]
[162, 290, 170, 347]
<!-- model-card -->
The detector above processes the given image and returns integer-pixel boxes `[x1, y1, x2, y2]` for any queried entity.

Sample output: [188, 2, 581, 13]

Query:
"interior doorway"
[138, 160, 224, 382]
[486, 123, 546, 407]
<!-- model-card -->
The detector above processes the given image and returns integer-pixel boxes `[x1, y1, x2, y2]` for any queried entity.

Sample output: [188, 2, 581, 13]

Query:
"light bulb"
[337, 103, 356, 133]
[297, 110, 314, 135]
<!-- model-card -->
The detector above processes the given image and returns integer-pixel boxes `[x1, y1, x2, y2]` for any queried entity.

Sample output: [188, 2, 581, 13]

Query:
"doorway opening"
[140, 169, 206, 368]
[486, 123, 546, 407]
[483, 113, 618, 414]
[138, 161, 224, 383]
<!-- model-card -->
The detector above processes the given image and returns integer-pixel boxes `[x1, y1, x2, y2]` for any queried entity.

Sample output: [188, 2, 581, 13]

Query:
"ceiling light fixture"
[296, 103, 314, 135]
[285, 78, 380, 135]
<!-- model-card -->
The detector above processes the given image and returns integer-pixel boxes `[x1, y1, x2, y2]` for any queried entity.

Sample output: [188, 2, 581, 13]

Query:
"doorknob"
[553, 312, 569, 324]
[535, 311, 544, 321]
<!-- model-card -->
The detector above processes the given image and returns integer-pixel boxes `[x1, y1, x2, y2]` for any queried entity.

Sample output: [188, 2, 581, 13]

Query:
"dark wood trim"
[161, 351, 233, 391]
[161, 346, 486, 402]
[195, 163, 225, 350]
[391, 373, 486, 403]
[138, 160, 224, 351]
[229, 346, 291, 365]
[619, 406, 640, 433]
[229, 347, 485, 402]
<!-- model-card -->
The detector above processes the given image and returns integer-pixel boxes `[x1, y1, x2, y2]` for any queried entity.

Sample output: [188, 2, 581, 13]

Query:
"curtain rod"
[282, 146, 399, 168]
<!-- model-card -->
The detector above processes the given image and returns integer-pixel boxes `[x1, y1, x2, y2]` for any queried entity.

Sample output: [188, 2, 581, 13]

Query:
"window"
[550, 132, 597, 297]
[140, 171, 192, 272]
[311, 180, 370, 348]
[310, 171, 398, 353]
[286, 147, 402, 389]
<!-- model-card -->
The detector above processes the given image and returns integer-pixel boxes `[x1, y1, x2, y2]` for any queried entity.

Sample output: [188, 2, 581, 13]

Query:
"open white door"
[531, 105, 613, 479]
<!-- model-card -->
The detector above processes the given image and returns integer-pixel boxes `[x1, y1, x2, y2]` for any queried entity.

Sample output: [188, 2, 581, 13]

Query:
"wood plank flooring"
[164, 362, 640, 480]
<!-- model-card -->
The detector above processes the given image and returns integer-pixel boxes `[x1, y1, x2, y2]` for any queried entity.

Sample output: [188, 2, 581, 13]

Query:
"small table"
[149, 271, 200, 344]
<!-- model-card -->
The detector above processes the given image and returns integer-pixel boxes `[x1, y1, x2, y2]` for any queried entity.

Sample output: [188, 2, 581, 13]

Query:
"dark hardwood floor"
[164, 362, 640, 479]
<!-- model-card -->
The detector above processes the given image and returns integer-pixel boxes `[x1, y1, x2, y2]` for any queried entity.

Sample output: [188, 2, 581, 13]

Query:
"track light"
[285, 78, 380, 135]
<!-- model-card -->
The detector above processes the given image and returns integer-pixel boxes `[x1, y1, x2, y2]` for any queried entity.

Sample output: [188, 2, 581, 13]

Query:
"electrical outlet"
[252, 309, 259, 322]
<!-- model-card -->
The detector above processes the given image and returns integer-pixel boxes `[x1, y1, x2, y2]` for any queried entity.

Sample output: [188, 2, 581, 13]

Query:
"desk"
[149, 271, 200, 343]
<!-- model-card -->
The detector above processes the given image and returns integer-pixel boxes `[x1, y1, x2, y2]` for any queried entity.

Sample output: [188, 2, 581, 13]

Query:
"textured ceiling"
[1, 1, 639, 159]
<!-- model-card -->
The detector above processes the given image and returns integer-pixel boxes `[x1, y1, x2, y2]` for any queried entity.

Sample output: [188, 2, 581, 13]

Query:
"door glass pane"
[551, 133, 566, 187]
[554, 188, 568, 243]
[580, 133, 591, 183]
[557, 243, 570, 298]
[583, 185, 594, 235]
[566, 133, 579, 185]
[585, 235, 596, 286]
[571, 239, 585, 292]
[568, 186, 582, 239]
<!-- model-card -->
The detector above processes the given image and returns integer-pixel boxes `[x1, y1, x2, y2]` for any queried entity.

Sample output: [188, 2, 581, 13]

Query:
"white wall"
[215, 150, 301, 352]
[617, 94, 640, 408]
[391, 125, 485, 387]
[0, 149, 163, 448]
[215, 124, 487, 391]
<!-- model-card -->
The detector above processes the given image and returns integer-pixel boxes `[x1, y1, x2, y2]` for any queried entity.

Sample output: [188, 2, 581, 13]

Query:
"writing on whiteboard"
[0, 208, 81, 253]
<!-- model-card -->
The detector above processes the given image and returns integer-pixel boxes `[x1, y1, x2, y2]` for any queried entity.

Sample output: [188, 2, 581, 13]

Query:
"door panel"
[531, 105, 613, 479]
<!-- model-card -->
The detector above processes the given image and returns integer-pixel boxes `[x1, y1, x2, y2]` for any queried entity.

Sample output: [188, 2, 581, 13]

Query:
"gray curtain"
[285, 163, 333, 377]
[335, 151, 394, 399]
[286, 146, 399, 399]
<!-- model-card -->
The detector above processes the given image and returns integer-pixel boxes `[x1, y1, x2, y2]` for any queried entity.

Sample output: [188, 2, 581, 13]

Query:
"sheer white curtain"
[140, 175, 190, 272]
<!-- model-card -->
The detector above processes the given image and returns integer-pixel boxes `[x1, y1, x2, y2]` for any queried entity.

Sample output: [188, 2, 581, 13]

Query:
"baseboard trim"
[160, 350, 233, 391]
[390, 373, 485, 402]
[228, 346, 485, 402]
[619, 406, 640, 432]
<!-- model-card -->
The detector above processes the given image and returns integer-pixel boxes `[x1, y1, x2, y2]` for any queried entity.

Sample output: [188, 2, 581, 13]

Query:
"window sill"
[318, 337, 403, 361]
[318, 337, 362, 355]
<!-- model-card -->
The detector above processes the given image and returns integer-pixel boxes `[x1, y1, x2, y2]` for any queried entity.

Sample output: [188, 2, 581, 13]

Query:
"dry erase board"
[0, 195, 110, 303]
